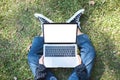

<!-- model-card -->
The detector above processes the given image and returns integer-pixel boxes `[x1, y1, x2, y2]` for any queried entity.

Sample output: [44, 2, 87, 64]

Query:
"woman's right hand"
[76, 55, 82, 65]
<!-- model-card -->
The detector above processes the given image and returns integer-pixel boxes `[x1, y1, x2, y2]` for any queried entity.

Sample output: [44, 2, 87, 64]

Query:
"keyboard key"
[45, 46, 75, 57]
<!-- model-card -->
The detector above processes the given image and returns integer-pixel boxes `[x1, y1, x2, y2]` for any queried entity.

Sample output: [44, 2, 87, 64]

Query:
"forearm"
[74, 63, 88, 80]
[34, 64, 47, 80]
[77, 34, 96, 78]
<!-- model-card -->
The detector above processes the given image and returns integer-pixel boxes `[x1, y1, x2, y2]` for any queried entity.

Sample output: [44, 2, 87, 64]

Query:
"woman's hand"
[39, 55, 44, 64]
[76, 55, 82, 65]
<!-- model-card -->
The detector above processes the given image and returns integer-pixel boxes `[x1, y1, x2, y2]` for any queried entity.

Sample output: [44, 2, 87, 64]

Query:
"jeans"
[28, 34, 96, 80]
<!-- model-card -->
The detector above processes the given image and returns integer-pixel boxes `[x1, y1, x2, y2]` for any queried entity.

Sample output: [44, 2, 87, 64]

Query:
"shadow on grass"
[0, 34, 33, 79]
[102, 33, 120, 80]
[88, 29, 120, 80]
[81, 2, 120, 80]
[0, 34, 14, 79]
[0, 34, 24, 79]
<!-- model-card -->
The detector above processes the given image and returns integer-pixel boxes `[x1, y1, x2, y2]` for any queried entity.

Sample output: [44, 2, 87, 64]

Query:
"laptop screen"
[43, 23, 77, 43]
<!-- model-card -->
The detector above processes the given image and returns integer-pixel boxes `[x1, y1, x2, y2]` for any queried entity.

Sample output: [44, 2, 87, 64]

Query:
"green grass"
[0, 0, 120, 80]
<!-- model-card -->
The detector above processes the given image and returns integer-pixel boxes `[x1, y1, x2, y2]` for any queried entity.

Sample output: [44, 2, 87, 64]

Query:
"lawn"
[0, 0, 120, 80]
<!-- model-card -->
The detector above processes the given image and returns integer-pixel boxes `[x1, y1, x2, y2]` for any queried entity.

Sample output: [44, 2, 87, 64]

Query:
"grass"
[0, 0, 120, 80]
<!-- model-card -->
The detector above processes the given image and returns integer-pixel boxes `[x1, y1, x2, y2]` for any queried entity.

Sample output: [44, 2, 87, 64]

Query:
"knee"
[86, 44, 96, 59]
[28, 51, 40, 64]
[28, 52, 36, 63]
[28, 52, 32, 63]
[90, 48, 96, 60]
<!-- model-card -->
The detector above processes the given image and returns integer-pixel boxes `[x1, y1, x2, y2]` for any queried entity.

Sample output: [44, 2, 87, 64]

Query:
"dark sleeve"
[74, 63, 88, 80]
[34, 64, 47, 80]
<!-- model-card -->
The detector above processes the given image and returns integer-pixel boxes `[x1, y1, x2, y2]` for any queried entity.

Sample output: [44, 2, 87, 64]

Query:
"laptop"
[43, 23, 78, 68]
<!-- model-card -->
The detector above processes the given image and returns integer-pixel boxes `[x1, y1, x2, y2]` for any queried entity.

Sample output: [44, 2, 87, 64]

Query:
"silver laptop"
[43, 23, 78, 68]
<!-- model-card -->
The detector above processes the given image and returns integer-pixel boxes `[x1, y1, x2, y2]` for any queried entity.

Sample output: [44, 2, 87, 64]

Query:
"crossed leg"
[68, 29, 96, 80]
[28, 29, 95, 80]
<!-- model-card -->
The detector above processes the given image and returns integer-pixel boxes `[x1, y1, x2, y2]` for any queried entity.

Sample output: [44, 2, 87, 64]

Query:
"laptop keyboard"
[45, 46, 75, 57]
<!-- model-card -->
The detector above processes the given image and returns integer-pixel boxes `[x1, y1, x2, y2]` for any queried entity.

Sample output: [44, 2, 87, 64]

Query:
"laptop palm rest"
[44, 57, 77, 68]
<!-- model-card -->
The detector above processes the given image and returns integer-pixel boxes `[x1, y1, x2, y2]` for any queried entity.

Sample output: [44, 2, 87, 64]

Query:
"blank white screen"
[44, 24, 77, 43]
